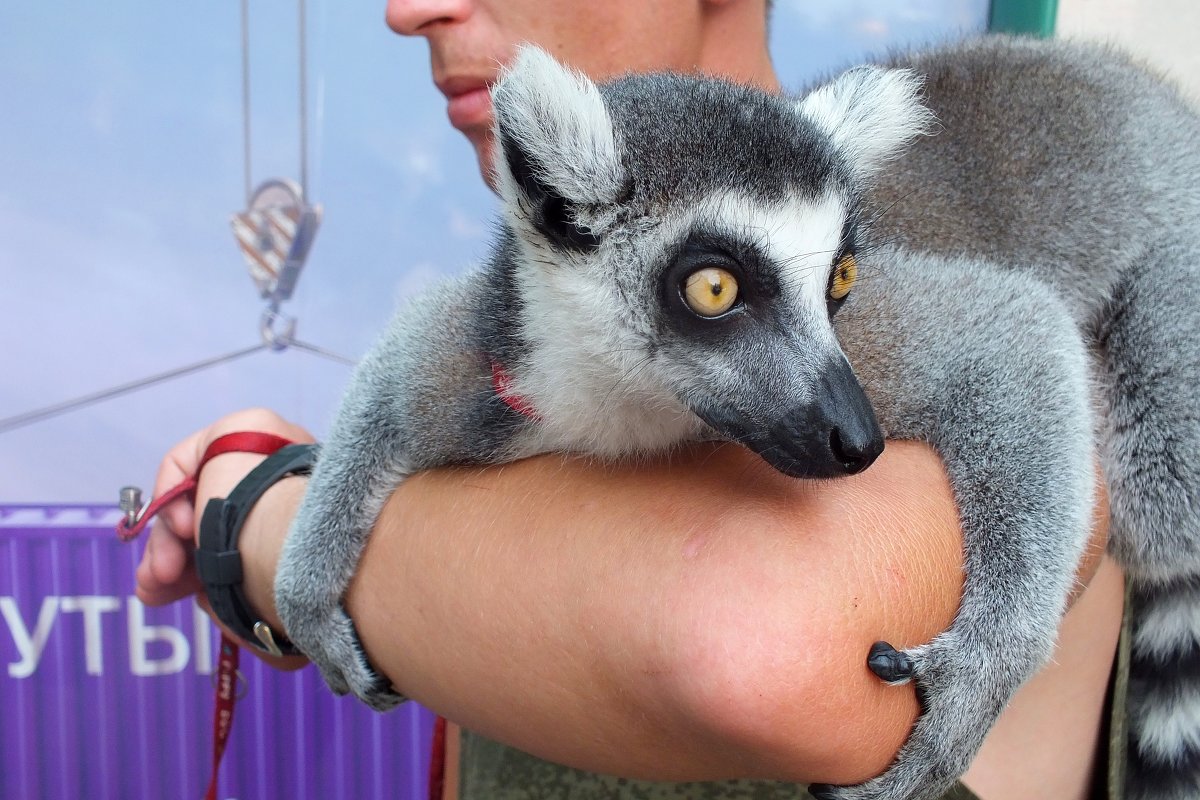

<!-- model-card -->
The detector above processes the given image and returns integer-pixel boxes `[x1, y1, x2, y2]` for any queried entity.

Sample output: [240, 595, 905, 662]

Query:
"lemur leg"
[275, 388, 413, 711]
[817, 253, 1096, 800]
[1097, 239, 1200, 800]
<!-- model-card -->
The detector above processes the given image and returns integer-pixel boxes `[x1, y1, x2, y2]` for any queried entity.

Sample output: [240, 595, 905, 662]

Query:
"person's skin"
[135, 1, 1124, 796]
[395, 0, 780, 182]
[139, 410, 1114, 794]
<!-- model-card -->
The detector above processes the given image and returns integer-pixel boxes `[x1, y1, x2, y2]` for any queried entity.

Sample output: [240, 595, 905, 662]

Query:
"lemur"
[274, 37, 1200, 800]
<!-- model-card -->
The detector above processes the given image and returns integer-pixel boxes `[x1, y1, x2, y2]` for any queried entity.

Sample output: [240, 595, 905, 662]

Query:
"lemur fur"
[275, 36, 1200, 800]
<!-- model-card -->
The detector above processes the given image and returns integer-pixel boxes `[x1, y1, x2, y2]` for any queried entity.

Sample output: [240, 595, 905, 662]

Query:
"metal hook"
[119, 486, 145, 528]
[259, 306, 297, 351]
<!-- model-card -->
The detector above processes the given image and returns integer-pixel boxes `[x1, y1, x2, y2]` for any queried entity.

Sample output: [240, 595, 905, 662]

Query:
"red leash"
[117, 431, 295, 541]
[206, 636, 241, 800]
[117, 431, 295, 800]
[428, 715, 448, 800]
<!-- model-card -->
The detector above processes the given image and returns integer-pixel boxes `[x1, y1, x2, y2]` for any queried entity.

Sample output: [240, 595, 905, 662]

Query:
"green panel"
[989, 0, 1058, 36]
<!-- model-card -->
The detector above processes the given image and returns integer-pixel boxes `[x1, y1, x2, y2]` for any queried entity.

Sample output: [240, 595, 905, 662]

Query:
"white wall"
[1057, 0, 1200, 104]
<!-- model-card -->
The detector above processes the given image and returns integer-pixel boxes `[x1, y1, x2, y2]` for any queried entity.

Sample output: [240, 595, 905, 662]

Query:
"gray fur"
[274, 37, 1200, 799]
[865, 37, 1200, 800]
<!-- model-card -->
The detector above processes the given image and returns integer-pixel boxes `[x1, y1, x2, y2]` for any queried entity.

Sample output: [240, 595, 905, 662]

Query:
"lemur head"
[490, 47, 933, 477]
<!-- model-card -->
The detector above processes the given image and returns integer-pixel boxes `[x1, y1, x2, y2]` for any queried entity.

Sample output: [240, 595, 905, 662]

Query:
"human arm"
[135, 409, 1108, 787]
[344, 440, 965, 785]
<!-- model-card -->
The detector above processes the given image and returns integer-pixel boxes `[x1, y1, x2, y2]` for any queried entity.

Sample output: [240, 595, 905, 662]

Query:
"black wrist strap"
[197, 443, 319, 657]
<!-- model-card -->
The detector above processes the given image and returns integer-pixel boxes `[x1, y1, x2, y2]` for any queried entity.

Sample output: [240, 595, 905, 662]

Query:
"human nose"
[385, 0, 471, 36]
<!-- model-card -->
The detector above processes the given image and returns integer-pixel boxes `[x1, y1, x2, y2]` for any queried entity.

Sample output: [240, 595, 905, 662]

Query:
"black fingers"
[867, 641, 915, 684]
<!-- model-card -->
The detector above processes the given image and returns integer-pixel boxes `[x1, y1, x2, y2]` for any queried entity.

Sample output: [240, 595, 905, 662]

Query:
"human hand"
[133, 407, 313, 670]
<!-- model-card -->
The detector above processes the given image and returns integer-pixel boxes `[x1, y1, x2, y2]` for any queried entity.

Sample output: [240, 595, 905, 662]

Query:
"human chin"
[471, 130, 498, 190]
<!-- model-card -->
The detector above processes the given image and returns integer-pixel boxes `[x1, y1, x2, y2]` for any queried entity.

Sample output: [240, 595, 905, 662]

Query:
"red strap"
[118, 430, 295, 800]
[428, 715, 448, 800]
[204, 634, 241, 800]
[116, 431, 295, 541]
[116, 479, 196, 542]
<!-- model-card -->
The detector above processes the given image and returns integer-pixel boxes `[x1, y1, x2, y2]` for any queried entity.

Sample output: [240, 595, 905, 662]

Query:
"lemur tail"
[1126, 574, 1200, 800]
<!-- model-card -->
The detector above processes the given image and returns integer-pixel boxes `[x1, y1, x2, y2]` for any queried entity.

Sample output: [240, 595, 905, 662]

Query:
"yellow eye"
[829, 253, 857, 301]
[683, 267, 739, 317]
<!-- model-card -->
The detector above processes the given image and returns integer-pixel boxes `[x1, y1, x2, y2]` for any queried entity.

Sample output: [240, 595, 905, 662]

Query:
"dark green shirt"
[456, 731, 982, 800]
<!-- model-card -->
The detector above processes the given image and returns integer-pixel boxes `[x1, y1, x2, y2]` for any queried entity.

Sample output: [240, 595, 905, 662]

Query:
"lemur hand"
[810, 469, 1110, 800]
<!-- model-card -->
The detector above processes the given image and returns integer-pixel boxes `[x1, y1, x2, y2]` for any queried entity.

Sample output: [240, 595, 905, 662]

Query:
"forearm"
[245, 440, 964, 785]
[146, 407, 1110, 787]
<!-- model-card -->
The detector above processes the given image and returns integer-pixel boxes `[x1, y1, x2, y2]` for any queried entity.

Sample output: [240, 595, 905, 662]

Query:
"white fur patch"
[755, 193, 846, 328]
[1134, 681, 1200, 762]
[508, 234, 704, 456]
[797, 66, 937, 180]
[492, 46, 623, 207]
[698, 192, 848, 347]
[1134, 589, 1200, 662]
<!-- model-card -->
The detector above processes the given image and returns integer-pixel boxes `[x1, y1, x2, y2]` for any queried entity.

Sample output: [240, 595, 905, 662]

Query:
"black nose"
[764, 357, 884, 478]
[810, 357, 884, 475]
[829, 425, 877, 474]
[690, 357, 885, 480]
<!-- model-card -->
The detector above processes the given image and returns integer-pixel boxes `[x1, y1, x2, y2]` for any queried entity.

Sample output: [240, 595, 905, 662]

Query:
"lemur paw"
[867, 641, 916, 685]
[810, 631, 1026, 800]
[299, 604, 404, 712]
[316, 606, 405, 714]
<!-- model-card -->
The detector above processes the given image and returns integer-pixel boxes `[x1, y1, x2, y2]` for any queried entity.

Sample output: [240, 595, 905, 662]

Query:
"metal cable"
[298, 0, 308, 202]
[0, 344, 269, 435]
[241, 0, 252, 206]
[288, 339, 356, 367]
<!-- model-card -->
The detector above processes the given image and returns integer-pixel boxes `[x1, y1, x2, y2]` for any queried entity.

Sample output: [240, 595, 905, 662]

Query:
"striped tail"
[1127, 574, 1200, 799]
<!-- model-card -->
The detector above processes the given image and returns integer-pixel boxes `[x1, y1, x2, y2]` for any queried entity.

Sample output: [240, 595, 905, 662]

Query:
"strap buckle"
[253, 621, 285, 658]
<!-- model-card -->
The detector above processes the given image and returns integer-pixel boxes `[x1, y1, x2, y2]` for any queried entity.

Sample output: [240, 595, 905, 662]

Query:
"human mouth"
[439, 78, 493, 132]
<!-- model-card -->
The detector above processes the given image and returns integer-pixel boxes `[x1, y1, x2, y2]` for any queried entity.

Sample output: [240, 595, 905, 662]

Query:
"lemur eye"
[683, 267, 739, 317]
[828, 253, 857, 301]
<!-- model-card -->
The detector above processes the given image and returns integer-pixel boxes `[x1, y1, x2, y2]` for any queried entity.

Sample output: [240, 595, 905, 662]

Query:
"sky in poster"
[0, 0, 987, 502]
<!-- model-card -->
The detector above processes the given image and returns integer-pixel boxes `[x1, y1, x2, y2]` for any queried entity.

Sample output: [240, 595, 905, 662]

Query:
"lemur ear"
[797, 66, 937, 181]
[491, 46, 624, 251]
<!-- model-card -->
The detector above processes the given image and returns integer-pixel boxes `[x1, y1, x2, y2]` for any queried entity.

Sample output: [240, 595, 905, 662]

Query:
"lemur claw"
[868, 641, 915, 684]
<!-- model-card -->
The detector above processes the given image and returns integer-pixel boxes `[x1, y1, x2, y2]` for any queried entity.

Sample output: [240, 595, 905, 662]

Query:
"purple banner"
[0, 506, 433, 800]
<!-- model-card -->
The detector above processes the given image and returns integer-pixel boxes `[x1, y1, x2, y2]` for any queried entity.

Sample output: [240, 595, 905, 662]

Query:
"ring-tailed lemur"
[274, 37, 1200, 800]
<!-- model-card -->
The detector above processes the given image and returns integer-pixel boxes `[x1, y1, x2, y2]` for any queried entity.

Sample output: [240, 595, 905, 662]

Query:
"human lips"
[438, 77, 493, 132]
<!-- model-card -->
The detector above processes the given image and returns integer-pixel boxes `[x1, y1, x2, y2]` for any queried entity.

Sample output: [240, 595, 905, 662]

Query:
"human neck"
[695, 0, 780, 93]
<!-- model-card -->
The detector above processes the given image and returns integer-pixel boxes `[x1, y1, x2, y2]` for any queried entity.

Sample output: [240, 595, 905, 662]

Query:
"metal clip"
[253, 621, 285, 658]
[119, 486, 145, 528]
[259, 306, 298, 351]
